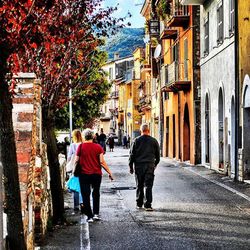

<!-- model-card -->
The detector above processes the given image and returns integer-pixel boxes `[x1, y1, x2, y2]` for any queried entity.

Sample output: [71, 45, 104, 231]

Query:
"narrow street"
[41, 148, 250, 250]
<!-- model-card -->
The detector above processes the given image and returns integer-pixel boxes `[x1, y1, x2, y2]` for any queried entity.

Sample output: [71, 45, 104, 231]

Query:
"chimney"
[114, 52, 119, 60]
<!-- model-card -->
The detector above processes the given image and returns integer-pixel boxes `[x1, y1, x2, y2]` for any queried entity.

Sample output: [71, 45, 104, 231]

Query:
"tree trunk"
[42, 108, 65, 224]
[0, 76, 27, 249]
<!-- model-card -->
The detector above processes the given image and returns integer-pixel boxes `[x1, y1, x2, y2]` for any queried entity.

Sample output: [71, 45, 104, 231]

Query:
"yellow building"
[116, 56, 134, 142]
[140, 0, 156, 136]
[238, 1, 250, 180]
[129, 48, 144, 140]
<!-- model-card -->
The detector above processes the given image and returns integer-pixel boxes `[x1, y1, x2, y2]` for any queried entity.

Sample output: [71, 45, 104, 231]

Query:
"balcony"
[118, 106, 124, 113]
[138, 95, 151, 112]
[162, 61, 191, 92]
[180, 0, 206, 5]
[110, 91, 119, 99]
[167, 4, 190, 28]
[140, 63, 151, 72]
[160, 20, 178, 40]
[100, 113, 111, 121]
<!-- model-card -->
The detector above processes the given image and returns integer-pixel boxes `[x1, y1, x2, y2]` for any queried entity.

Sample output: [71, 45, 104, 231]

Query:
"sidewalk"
[161, 157, 250, 209]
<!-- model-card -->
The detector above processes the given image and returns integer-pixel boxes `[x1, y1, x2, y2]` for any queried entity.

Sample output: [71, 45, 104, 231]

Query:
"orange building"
[156, 0, 201, 164]
[140, 0, 161, 140]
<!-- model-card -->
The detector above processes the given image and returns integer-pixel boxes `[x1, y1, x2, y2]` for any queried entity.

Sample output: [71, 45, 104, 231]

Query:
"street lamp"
[69, 87, 73, 142]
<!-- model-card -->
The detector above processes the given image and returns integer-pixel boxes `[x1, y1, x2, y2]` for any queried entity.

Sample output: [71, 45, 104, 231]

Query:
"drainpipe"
[234, 0, 239, 181]
[158, 56, 164, 155]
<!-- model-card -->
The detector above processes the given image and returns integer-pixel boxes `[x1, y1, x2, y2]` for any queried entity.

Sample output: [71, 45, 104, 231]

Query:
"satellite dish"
[154, 44, 162, 59]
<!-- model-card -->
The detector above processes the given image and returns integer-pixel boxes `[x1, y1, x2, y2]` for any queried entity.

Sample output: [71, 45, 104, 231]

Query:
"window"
[109, 67, 113, 80]
[164, 92, 169, 101]
[229, 0, 235, 34]
[171, 43, 179, 62]
[217, 2, 224, 44]
[204, 15, 209, 55]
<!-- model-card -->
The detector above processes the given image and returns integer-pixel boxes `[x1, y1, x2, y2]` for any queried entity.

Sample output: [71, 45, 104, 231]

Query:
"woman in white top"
[66, 129, 83, 212]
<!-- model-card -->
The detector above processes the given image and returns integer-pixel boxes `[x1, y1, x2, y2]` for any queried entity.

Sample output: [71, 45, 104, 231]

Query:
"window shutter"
[184, 39, 188, 80]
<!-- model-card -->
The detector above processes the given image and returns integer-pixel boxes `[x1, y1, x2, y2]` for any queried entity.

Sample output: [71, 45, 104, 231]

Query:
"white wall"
[200, 0, 235, 171]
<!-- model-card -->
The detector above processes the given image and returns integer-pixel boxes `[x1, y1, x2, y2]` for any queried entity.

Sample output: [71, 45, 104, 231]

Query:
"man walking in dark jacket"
[129, 123, 160, 211]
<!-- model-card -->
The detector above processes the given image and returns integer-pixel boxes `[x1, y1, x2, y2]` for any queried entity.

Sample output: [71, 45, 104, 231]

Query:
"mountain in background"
[102, 28, 145, 60]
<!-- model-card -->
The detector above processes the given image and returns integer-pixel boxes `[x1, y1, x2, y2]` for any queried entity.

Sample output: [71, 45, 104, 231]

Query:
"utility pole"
[69, 87, 73, 142]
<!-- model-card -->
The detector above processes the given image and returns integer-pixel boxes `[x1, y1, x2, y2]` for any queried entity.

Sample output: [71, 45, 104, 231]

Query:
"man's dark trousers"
[135, 163, 155, 208]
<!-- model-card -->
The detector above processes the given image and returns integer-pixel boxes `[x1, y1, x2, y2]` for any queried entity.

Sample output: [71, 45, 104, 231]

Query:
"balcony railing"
[110, 91, 119, 99]
[167, 2, 190, 27]
[161, 61, 191, 92]
[180, 0, 205, 5]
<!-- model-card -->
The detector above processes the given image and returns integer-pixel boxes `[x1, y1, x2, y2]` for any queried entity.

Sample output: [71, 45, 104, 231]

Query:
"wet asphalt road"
[41, 147, 250, 250]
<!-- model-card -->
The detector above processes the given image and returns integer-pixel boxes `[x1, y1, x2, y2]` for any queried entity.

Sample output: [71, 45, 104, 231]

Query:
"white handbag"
[66, 154, 76, 173]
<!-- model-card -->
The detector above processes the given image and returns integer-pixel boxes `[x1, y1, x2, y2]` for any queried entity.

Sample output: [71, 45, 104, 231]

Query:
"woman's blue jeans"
[73, 191, 83, 209]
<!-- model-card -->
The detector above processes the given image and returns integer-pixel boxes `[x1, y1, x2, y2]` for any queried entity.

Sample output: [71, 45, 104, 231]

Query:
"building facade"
[238, 0, 250, 181]
[198, 0, 236, 175]
[150, 0, 201, 164]
[100, 55, 134, 143]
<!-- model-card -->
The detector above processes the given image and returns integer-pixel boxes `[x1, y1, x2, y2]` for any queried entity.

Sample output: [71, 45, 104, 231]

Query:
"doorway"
[218, 88, 224, 169]
[243, 81, 250, 179]
[183, 103, 190, 161]
[231, 97, 236, 177]
[205, 93, 210, 163]
[166, 116, 169, 157]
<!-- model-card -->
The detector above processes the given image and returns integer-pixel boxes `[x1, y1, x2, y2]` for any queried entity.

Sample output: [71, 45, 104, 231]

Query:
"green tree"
[55, 50, 111, 130]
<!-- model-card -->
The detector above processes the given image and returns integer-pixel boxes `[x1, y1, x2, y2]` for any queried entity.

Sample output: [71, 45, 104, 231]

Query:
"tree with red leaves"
[0, 1, 128, 248]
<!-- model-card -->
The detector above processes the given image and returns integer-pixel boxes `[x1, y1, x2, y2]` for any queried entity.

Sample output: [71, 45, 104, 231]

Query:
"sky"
[103, 0, 145, 28]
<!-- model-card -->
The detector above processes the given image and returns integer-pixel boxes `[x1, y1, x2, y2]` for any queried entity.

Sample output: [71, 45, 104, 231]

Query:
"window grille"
[204, 15, 209, 55]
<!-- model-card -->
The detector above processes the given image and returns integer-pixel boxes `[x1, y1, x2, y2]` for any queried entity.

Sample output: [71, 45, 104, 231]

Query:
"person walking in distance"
[129, 123, 160, 211]
[99, 128, 106, 153]
[107, 134, 115, 152]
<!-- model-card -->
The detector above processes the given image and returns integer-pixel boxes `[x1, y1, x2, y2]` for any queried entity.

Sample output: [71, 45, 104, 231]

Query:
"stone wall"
[12, 74, 51, 249]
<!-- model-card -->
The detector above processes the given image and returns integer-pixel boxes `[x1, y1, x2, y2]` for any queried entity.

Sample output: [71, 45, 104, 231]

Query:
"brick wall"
[12, 74, 51, 249]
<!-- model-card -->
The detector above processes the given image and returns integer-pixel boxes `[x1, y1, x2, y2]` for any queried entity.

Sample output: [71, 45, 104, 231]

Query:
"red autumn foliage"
[1, 0, 128, 110]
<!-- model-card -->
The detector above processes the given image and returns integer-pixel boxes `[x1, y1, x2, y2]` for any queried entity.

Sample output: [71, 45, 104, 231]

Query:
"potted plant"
[156, 0, 171, 20]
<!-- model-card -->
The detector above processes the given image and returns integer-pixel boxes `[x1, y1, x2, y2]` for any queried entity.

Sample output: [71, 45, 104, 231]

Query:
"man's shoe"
[136, 206, 143, 210]
[87, 218, 94, 223]
[93, 214, 101, 221]
[144, 207, 154, 211]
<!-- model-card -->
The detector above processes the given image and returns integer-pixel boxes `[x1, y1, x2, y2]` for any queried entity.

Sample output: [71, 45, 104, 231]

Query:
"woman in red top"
[75, 129, 113, 222]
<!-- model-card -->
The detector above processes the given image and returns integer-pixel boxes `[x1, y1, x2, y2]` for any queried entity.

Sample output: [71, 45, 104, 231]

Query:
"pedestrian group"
[65, 123, 160, 223]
